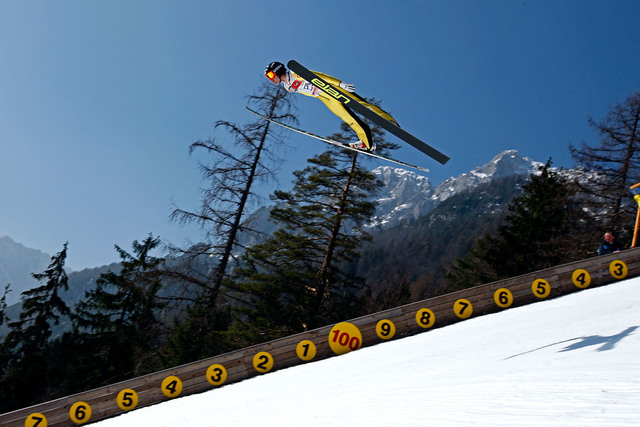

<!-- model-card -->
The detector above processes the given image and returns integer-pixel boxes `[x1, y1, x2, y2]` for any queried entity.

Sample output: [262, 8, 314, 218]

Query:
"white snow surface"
[95, 278, 640, 426]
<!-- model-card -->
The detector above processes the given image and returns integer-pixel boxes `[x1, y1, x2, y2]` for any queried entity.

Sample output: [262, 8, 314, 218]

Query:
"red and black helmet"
[265, 61, 286, 81]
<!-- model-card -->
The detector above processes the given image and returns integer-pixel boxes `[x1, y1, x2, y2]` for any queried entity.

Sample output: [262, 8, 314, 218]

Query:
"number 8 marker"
[415, 308, 435, 329]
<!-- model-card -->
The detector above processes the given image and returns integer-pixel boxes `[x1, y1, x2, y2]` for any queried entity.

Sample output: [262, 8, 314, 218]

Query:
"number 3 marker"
[609, 260, 628, 279]
[206, 364, 228, 386]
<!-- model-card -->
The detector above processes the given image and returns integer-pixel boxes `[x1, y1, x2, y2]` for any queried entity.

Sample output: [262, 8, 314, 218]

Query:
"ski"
[287, 60, 450, 165]
[245, 106, 430, 173]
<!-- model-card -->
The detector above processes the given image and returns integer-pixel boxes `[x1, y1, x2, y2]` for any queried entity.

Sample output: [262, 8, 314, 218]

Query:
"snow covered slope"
[95, 277, 640, 427]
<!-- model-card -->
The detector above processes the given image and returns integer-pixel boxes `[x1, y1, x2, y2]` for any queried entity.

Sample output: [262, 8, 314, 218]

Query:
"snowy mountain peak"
[369, 166, 436, 228]
[368, 150, 541, 228]
[373, 166, 434, 199]
[478, 149, 544, 179]
[432, 150, 541, 203]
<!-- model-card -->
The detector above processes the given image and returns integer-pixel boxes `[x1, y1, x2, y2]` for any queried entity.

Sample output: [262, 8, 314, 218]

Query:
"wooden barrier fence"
[2, 248, 639, 426]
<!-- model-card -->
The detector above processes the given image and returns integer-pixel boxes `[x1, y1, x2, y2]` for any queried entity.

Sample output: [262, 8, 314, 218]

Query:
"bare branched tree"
[570, 89, 640, 234]
[170, 83, 296, 300]
[163, 83, 297, 361]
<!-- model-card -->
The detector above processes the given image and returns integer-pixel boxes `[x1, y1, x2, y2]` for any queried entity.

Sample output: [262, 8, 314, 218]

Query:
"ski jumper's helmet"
[265, 61, 286, 82]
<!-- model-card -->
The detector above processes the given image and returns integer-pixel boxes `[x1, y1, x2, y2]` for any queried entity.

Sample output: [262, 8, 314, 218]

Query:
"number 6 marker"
[69, 402, 92, 424]
[494, 288, 513, 308]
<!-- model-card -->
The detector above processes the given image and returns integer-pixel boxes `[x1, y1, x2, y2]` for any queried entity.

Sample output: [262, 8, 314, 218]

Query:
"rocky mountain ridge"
[369, 149, 544, 228]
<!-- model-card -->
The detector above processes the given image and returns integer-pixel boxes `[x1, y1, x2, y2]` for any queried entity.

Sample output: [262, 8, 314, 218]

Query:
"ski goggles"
[266, 70, 278, 81]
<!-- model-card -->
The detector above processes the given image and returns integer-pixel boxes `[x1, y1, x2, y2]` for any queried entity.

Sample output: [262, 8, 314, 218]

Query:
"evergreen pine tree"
[73, 235, 165, 383]
[230, 119, 387, 343]
[0, 284, 9, 328]
[0, 284, 11, 395]
[164, 83, 294, 362]
[0, 243, 70, 411]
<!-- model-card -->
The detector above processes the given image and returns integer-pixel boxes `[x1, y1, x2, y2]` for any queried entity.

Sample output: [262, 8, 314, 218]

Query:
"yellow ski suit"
[281, 70, 397, 150]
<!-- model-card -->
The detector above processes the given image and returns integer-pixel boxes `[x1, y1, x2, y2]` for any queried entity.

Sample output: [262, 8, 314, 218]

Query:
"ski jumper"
[281, 70, 397, 150]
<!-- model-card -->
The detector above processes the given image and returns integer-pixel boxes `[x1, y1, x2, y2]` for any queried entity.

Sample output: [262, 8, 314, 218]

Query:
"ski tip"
[245, 105, 263, 117]
[423, 149, 449, 165]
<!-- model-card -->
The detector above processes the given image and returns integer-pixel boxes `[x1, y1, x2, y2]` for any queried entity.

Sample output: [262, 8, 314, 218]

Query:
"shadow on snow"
[504, 326, 639, 360]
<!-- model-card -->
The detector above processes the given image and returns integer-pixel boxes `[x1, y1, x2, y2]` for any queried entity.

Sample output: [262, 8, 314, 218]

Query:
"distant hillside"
[356, 174, 528, 300]
[0, 236, 51, 305]
[0, 262, 121, 337]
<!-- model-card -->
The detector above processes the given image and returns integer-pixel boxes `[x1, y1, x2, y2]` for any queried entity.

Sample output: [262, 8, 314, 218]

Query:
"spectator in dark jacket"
[597, 232, 622, 255]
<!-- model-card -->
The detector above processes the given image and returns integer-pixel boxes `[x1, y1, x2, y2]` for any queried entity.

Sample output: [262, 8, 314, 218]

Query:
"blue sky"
[1, 0, 639, 270]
